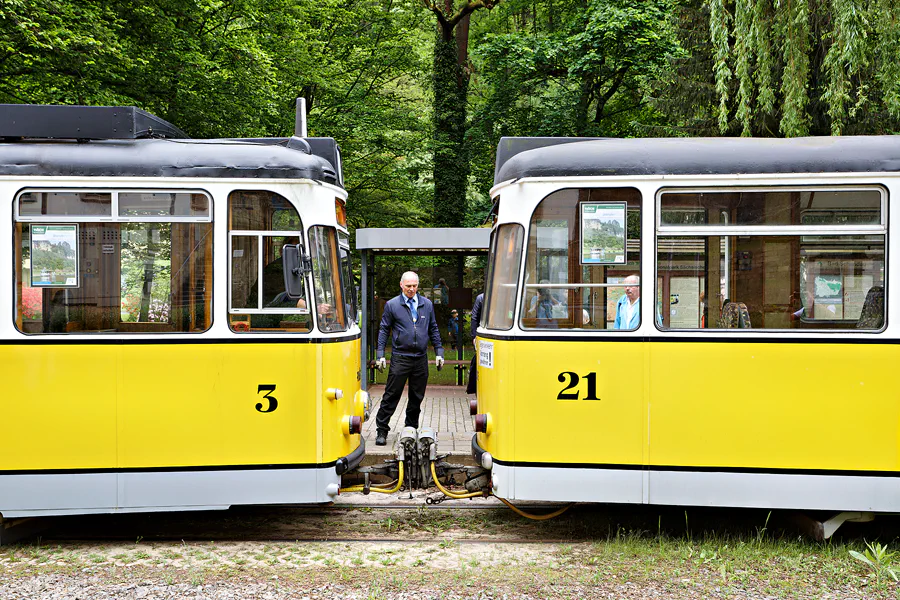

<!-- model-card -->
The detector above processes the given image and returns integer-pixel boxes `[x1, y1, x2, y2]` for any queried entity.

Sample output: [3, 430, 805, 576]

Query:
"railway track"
[23, 502, 894, 546]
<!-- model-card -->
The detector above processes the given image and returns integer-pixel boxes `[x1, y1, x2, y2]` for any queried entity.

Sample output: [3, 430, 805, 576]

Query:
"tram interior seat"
[721, 302, 752, 329]
[856, 286, 884, 329]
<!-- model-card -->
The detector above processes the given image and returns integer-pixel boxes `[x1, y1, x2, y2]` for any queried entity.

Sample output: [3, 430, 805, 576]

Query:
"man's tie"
[407, 297, 418, 321]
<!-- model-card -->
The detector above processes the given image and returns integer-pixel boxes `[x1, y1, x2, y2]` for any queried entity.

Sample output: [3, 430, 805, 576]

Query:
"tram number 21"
[557, 372, 600, 401]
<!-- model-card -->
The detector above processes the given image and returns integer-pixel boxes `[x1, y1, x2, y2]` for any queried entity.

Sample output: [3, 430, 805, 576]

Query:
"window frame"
[227, 229, 312, 317]
[655, 184, 887, 333]
[13, 187, 213, 335]
[16, 188, 212, 223]
[518, 187, 643, 332]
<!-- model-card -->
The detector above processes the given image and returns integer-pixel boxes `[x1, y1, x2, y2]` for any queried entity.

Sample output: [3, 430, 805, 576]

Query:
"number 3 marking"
[256, 384, 278, 413]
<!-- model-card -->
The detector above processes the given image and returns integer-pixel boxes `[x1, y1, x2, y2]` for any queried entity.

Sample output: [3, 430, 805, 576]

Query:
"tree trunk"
[432, 24, 470, 228]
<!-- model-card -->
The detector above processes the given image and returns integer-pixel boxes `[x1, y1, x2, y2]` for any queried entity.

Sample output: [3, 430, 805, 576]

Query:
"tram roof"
[494, 136, 900, 185]
[0, 137, 342, 186]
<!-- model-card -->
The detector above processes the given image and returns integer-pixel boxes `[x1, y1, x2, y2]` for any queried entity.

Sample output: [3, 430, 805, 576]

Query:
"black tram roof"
[0, 104, 342, 186]
[494, 136, 900, 185]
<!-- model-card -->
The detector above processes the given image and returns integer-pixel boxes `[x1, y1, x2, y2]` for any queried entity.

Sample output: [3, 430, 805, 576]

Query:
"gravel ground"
[0, 568, 887, 600]
[1, 503, 897, 599]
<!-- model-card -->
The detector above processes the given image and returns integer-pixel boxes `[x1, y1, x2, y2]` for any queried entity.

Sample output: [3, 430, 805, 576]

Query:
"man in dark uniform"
[374, 271, 444, 446]
[466, 292, 483, 395]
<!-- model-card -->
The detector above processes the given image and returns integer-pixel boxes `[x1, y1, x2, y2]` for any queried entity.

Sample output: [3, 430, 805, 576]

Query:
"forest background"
[3, 0, 900, 296]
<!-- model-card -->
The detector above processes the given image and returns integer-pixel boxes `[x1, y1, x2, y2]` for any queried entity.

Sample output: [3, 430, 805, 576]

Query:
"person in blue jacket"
[466, 292, 483, 395]
[374, 271, 444, 446]
[613, 275, 641, 330]
[447, 309, 460, 350]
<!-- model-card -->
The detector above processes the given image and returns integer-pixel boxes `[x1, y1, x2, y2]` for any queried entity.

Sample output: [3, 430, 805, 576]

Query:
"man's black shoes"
[375, 433, 387, 446]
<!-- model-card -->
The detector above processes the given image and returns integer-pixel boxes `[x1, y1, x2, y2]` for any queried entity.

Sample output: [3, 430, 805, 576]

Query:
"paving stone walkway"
[362, 384, 474, 457]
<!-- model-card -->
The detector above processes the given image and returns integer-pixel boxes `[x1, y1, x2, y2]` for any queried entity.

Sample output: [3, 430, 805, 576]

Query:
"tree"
[0, 0, 134, 105]
[467, 0, 682, 195]
[703, 0, 900, 136]
[423, 0, 501, 228]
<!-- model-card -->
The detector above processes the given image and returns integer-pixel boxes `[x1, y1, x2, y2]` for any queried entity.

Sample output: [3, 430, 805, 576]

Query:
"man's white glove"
[435, 356, 444, 371]
[376, 357, 387, 372]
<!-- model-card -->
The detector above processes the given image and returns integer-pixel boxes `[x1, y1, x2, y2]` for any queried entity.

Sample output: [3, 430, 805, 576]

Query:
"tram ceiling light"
[326, 388, 343, 401]
[342, 415, 362, 436]
[470, 400, 478, 416]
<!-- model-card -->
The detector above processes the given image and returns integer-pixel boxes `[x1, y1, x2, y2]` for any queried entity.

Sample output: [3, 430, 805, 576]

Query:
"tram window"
[660, 189, 882, 226]
[18, 191, 111, 217]
[520, 188, 642, 331]
[14, 198, 212, 335]
[656, 187, 886, 331]
[228, 191, 311, 333]
[483, 224, 524, 330]
[338, 233, 359, 325]
[309, 226, 348, 333]
[119, 192, 210, 218]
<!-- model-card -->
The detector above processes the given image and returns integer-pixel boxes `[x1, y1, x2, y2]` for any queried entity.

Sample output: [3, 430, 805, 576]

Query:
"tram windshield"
[309, 226, 348, 332]
[338, 233, 359, 325]
[15, 190, 212, 334]
[483, 223, 525, 330]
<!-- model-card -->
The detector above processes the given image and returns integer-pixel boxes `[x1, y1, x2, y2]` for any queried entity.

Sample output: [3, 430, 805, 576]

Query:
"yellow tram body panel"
[1, 339, 361, 471]
[648, 341, 899, 472]
[477, 338, 900, 473]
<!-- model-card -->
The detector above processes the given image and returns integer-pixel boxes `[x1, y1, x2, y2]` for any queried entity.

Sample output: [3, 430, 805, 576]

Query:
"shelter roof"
[356, 228, 490, 253]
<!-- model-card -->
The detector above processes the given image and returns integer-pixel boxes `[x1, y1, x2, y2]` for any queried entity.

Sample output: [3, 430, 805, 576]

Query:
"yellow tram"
[0, 104, 365, 517]
[472, 136, 896, 515]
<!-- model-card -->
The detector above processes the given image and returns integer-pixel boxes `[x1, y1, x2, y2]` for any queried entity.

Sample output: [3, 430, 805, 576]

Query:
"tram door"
[512, 188, 644, 481]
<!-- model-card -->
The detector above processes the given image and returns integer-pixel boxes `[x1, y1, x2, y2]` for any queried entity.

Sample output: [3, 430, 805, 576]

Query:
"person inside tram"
[528, 281, 563, 328]
[613, 275, 640, 330]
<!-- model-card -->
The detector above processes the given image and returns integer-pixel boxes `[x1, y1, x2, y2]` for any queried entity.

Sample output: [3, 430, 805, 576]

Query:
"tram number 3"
[256, 384, 278, 413]
[557, 372, 600, 401]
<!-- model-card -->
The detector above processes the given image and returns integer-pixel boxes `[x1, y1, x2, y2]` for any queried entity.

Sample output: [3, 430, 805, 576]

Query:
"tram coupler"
[340, 428, 491, 496]
[417, 427, 437, 487]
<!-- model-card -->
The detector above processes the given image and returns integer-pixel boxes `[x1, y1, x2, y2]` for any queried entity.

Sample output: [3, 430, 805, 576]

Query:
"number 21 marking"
[557, 372, 600, 401]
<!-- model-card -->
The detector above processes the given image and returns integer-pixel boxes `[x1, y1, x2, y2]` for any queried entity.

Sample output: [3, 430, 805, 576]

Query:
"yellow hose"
[340, 461, 405, 494]
[498, 497, 573, 520]
[429, 462, 484, 499]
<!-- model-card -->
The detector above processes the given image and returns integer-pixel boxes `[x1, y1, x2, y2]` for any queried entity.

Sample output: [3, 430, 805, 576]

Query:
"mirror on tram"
[282, 244, 310, 299]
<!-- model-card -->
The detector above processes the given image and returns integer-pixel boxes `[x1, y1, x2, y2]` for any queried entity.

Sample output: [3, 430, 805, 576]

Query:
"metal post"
[295, 98, 308, 138]
[456, 255, 464, 385]
[360, 249, 368, 391]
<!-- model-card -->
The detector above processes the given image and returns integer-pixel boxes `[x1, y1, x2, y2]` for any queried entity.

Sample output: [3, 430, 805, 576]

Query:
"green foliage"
[850, 541, 899, 586]
[468, 0, 682, 195]
[702, 0, 900, 136]
[0, 0, 431, 234]
[432, 33, 470, 228]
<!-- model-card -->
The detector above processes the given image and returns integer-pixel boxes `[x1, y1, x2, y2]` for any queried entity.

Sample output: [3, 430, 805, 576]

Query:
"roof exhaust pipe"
[295, 98, 307, 138]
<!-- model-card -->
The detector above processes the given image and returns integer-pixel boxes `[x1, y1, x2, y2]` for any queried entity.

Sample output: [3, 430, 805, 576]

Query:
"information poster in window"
[30, 224, 78, 287]
[581, 203, 626, 264]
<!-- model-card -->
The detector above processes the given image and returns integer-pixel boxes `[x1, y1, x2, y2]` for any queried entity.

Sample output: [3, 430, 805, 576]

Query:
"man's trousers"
[375, 354, 429, 435]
